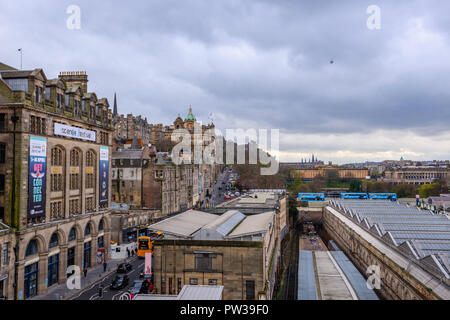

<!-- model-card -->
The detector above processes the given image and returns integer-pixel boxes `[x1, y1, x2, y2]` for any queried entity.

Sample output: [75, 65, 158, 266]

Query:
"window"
[0, 207, 4, 221]
[177, 278, 182, 293]
[25, 239, 38, 257]
[0, 175, 4, 195]
[86, 197, 94, 212]
[97, 236, 104, 249]
[45, 87, 51, 100]
[70, 149, 81, 166]
[245, 280, 255, 300]
[0, 144, 7, 163]
[86, 173, 94, 189]
[65, 94, 70, 106]
[51, 174, 63, 192]
[49, 233, 59, 248]
[30, 116, 46, 135]
[68, 228, 76, 242]
[195, 253, 212, 271]
[69, 199, 80, 215]
[84, 223, 91, 236]
[189, 278, 198, 285]
[0, 114, 5, 132]
[50, 201, 63, 220]
[86, 151, 95, 167]
[98, 219, 104, 231]
[2, 243, 8, 265]
[51, 147, 64, 166]
[70, 174, 80, 190]
[208, 279, 218, 286]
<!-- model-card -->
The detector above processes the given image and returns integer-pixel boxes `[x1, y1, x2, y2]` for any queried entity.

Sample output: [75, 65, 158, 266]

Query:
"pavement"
[31, 256, 137, 300]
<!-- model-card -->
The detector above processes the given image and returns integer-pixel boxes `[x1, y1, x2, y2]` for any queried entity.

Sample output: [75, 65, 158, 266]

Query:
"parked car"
[224, 195, 232, 200]
[128, 280, 145, 295]
[110, 274, 129, 290]
[116, 263, 132, 273]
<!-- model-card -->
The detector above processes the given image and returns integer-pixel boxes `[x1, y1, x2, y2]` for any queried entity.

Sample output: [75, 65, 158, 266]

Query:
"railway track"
[284, 230, 299, 300]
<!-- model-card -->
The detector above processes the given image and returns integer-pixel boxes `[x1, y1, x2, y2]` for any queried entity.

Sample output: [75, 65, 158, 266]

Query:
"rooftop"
[148, 209, 275, 241]
[329, 199, 450, 291]
[133, 285, 223, 300]
[298, 250, 379, 300]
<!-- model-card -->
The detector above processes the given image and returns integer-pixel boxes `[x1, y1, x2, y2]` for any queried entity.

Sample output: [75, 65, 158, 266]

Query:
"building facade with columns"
[0, 62, 113, 300]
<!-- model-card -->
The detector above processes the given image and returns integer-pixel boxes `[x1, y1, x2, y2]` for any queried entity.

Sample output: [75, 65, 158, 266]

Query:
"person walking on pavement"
[98, 284, 104, 298]
[127, 248, 130, 258]
[103, 261, 107, 273]
[83, 267, 88, 278]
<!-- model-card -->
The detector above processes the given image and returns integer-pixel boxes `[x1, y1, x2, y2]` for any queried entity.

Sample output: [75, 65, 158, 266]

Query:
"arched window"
[84, 223, 91, 236]
[51, 146, 64, 166]
[86, 150, 96, 167]
[68, 227, 76, 242]
[25, 239, 38, 256]
[70, 149, 81, 167]
[98, 219, 104, 232]
[49, 233, 59, 248]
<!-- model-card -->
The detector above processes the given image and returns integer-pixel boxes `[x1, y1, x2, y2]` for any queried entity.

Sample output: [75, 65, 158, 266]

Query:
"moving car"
[110, 274, 129, 290]
[224, 195, 232, 200]
[116, 263, 132, 273]
[128, 280, 144, 295]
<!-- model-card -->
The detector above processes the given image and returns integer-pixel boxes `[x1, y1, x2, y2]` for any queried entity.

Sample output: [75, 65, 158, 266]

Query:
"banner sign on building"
[99, 146, 109, 205]
[54, 123, 96, 142]
[145, 252, 152, 276]
[28, 136, 47, 218]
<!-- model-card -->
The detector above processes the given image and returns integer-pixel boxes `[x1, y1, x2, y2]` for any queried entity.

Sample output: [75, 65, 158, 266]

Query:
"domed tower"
[184, 105, 196, 130]
[174, 113, 183, 129]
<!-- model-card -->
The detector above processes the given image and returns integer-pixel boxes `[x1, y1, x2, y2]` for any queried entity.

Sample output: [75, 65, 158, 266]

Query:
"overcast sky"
[1, 0, 449, 164]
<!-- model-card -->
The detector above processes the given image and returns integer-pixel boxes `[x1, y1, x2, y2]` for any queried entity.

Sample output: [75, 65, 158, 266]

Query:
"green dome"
[185, 106, 196, 121]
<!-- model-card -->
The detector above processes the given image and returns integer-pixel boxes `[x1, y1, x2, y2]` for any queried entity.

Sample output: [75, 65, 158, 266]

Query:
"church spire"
[113, 92, 118, 116]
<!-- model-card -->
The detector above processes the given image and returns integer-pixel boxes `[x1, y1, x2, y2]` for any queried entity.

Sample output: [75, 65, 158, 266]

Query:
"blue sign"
[28, 136, 47, 218]
[99, 146, 109, 205]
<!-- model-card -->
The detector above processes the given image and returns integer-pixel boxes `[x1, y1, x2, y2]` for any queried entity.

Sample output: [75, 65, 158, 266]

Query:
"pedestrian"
[103, 261, 107, 272]
[98, 284, 104, 298]
[83, 267, 88, 278]
[127, 248, 130, 258]
[149, 282, 153, 293]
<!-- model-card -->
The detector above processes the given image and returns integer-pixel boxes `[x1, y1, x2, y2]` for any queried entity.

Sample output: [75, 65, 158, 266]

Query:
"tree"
[349, 179, 362, 192]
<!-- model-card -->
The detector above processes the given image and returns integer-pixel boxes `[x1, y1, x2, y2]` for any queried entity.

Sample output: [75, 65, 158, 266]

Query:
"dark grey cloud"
[1, 0, 449, 162]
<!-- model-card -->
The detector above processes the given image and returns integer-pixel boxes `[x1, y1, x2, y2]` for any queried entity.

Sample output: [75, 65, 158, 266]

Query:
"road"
[73, 257, 144, 300]
[208, 167, 237, 207]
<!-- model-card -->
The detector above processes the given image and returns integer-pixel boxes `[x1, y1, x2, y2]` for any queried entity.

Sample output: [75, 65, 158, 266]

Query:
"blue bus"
[368, 193, 397, 200]
[340, 193, 368, 199]
[297, 193, 325, 202]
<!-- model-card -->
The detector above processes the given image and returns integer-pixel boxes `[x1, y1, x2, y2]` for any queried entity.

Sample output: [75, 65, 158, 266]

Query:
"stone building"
[0, 222, 15, 299]
[148, 209, 279, 300]
[111, 139, 152, 207]
[112, 95, 151, 149]
[290, 165, 369, 181]
[381, 166, 450, 186]
[0, 62, 113, 300]
[109, 206, 162, 245]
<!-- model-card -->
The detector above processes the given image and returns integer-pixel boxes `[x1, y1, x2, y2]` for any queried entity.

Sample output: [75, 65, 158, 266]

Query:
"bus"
[137, 236, 152, 258]
[148, 231, 163, 241]
[297, 193, 325, 202]
[340, 193, 368, 199]
[368, 193, 397, 200]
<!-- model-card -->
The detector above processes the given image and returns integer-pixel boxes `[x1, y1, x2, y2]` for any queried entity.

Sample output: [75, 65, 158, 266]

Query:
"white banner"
[54, 123, 96, 142]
